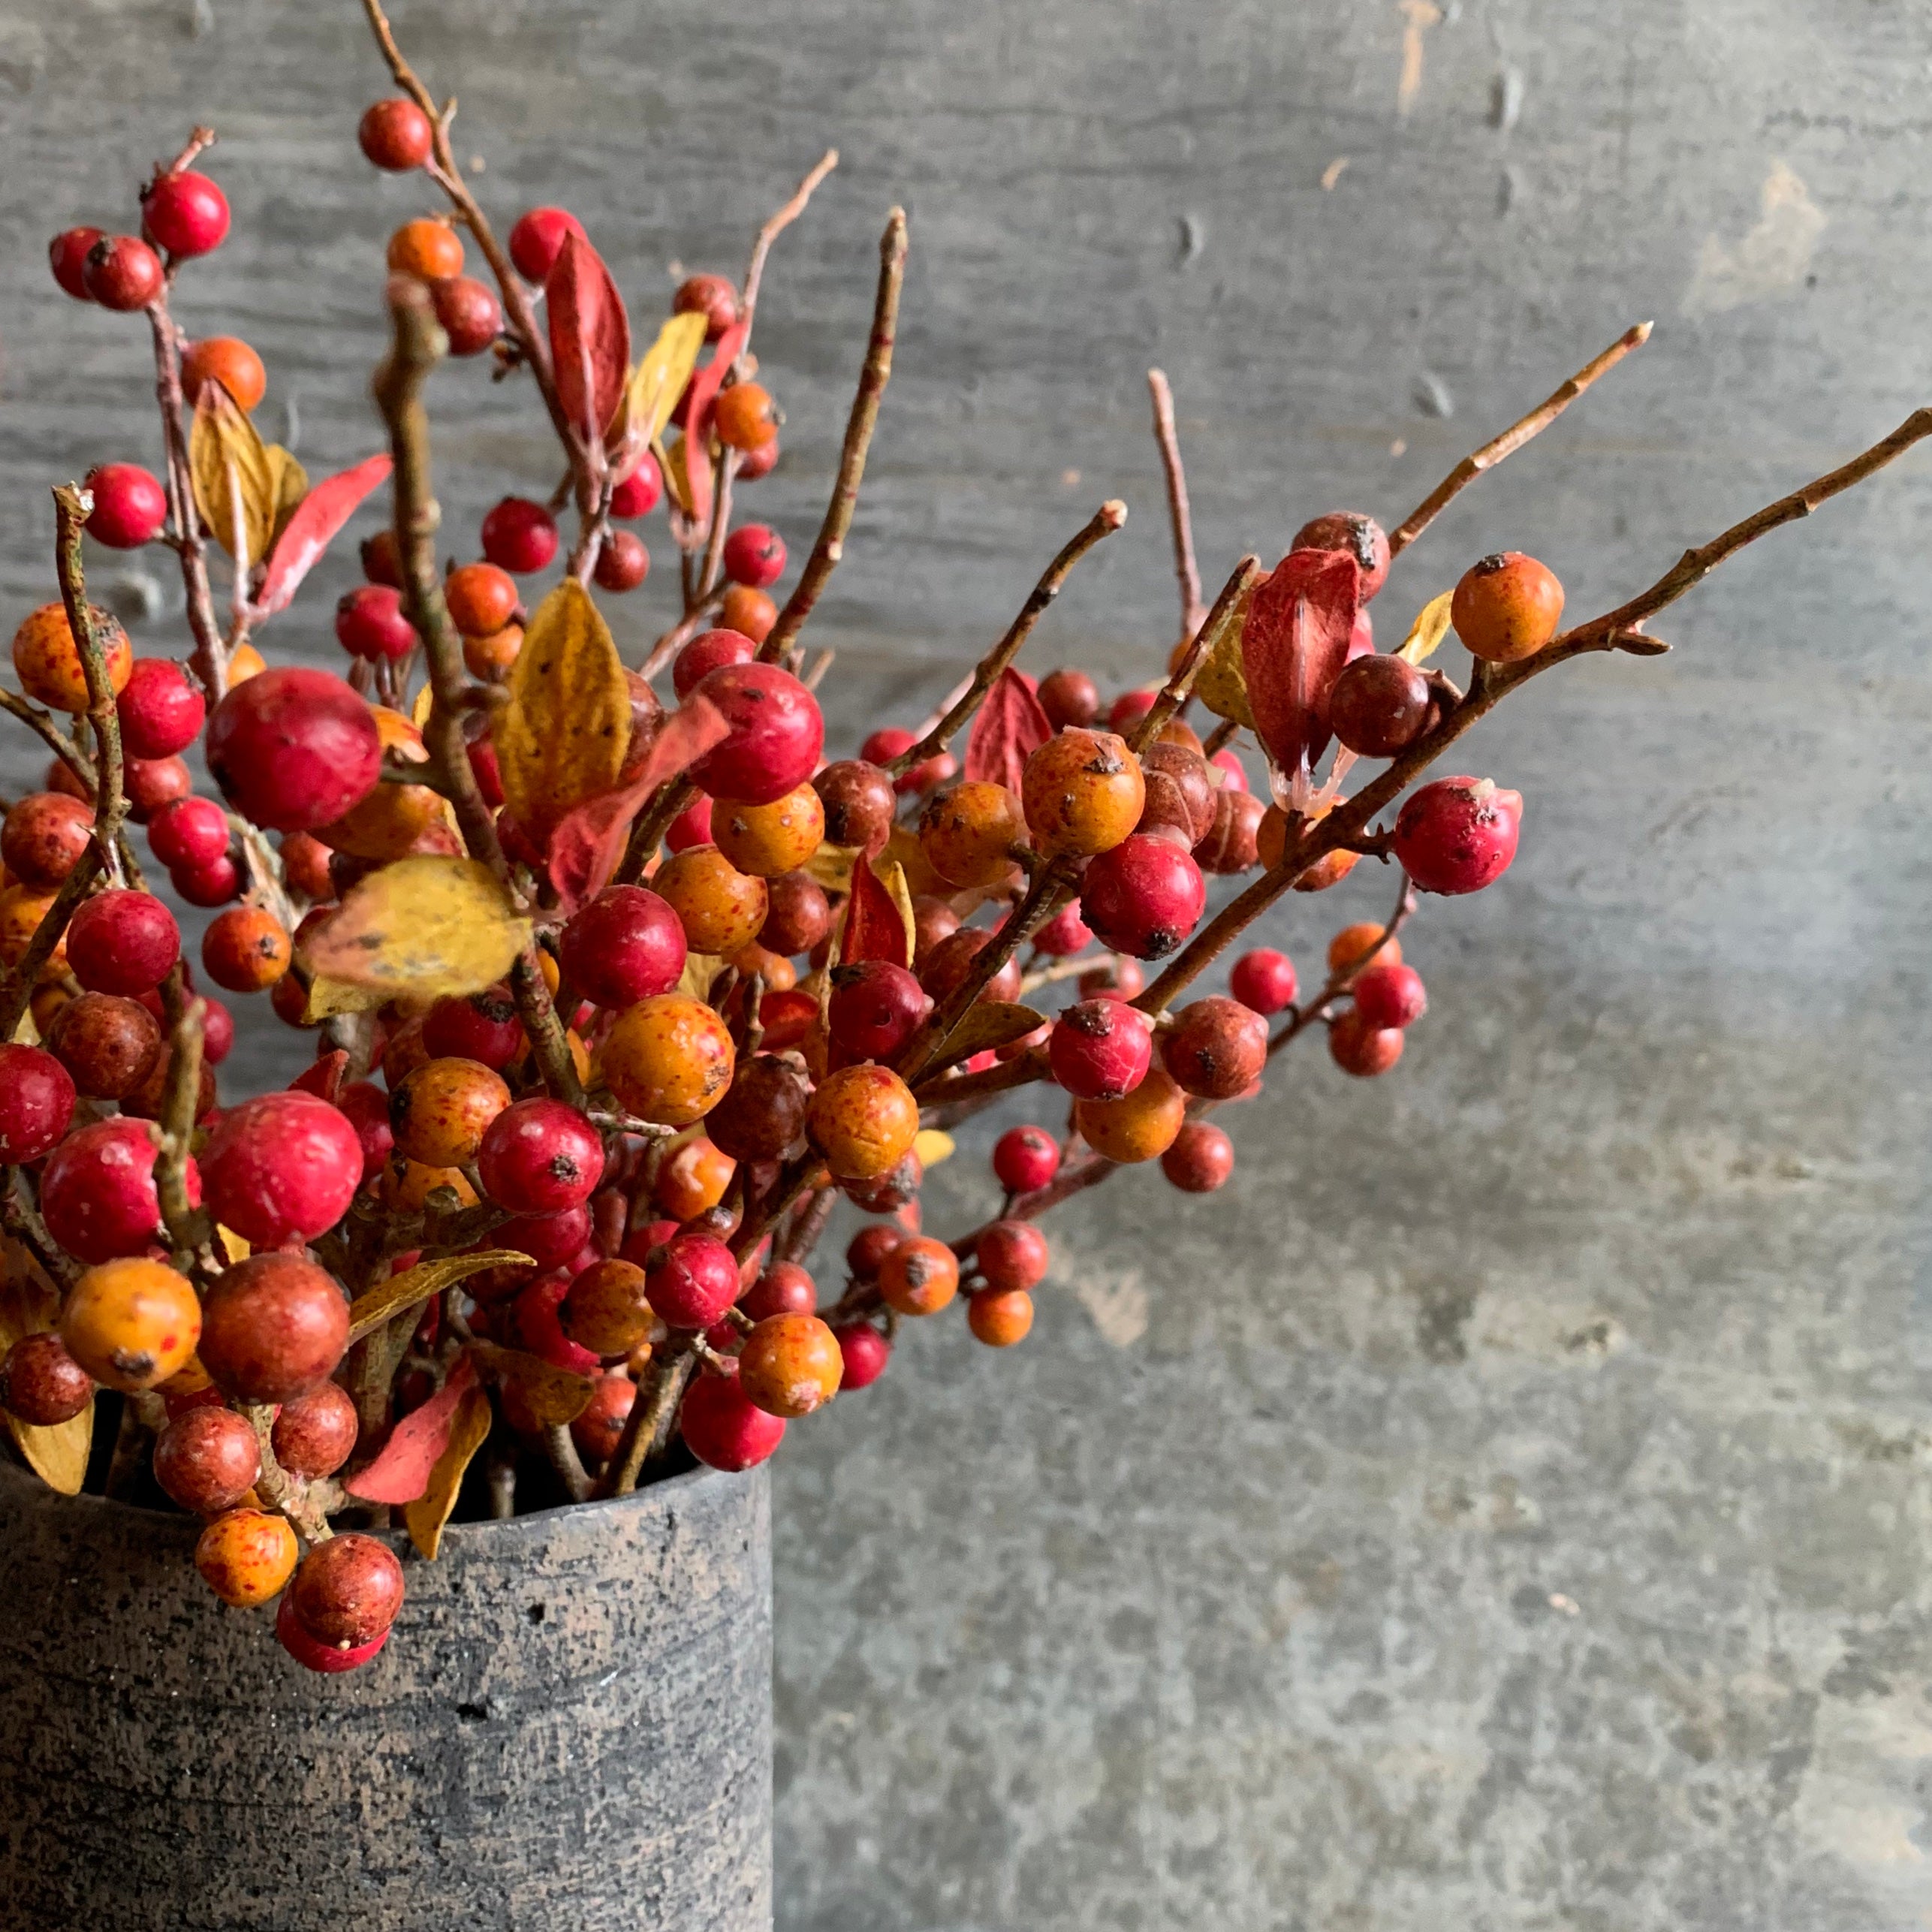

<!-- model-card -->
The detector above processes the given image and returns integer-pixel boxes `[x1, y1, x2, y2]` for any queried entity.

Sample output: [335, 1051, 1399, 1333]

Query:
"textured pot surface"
[0, 1456, 771, 1932]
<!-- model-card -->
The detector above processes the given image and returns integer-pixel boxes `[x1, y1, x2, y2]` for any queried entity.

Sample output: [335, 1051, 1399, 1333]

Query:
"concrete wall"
[3, 2, 1930, 1926]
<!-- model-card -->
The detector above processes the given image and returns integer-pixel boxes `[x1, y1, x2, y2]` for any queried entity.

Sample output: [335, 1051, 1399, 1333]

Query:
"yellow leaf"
[805, 842, 860, 894]
[264, 445, 309, 550]
[930, 1000, 1044, 1069]
[875, 858, 917, 965]
[674, 951, 727, 1003]
[297, 856, 532, 999]
[403, 1385, 493, 1560]
[347, 1249, 537, 1346]
[658, 434, 692, 517]
[301, 974, 387, 1024]
[0, 1237, 90, 1495]
[1195, 611, 1255, 728]
[217, 1226, 251, 1263]
[912, 1128, 955, 1168]
[188, 380, 277, 564]
[468, 1338, 595, 1426]
[613, 312, 707, 457]
[411, 678, 436, 731]
[497, 580, 632, 842]
[1397, 590, 1455, 668]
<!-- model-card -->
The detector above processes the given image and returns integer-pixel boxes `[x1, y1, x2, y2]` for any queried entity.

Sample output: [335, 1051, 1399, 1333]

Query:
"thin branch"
[1147, 369, 1204, 643]
[1127, 555, 1261, 756]
[1388, 321, 1653, 559]
[761, 208, 909, 663]
[887, 500, 1128, 776]
[144, 294, 228, 697]
[740, 149, 839, 345]
[601, 1341, 695, 1499]
[640, 591, 727, 683]
[153, 996, 213, 1258]
[1267, 873, 1417, 1054]
[54, 485, 127, 855]
[544, 1422, 593, 1503]
[695, 448, 742, 600]
[0, 691, 95, 792]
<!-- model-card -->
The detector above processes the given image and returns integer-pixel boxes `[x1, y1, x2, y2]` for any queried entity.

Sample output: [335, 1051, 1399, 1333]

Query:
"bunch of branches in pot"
[0, 0, 1919, 1673]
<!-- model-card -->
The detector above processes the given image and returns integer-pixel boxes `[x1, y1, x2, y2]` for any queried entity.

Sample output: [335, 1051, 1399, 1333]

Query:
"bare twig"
[144, 294, 228, 697]
[1268, 873, 1417, 1054]
[640, 591, 727, 683]
[0, 691, 94, 793]
[544, 1422, 593, 1502]
[601, 1341, 695, 1498]
[739, 149, 839, 349]
[1147, 369, 1204, 643]
[153, 997, 213, 1258]
[1127, 555, 1261, 756]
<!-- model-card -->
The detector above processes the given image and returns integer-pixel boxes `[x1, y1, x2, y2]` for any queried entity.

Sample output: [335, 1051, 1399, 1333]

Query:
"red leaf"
[546, 695, 730, 914]
[344, 1353, 477, 1505]
[255, 454, 392, 618]
[842, 854, 910, 969]
[288, 1049, 348, 1106]
[679, 321, 749, 530]
[1240, 548, 1361, 778]
[547, 232, 632, 448]
[963, 667, 1053, 796]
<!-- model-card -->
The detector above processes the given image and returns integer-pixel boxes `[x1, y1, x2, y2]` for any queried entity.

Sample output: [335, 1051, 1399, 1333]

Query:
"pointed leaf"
[188, 380, 276, 563]
[301, 973, 388, 1024]
[264, 445, 309, 550]
[344, 1353, 478, 1503]
[843, 853, 913, 969]
[912, 1128, 955, 1168]
[964, 668, 1053, 795]
[612, 312, 707, 461]
[1240, 549, 1361, 777]
[545, 694, 730, 914]
[1397, 589, 1455, 668]
[403, 1385, 493, 1559]
[679, 321, 749, 530]
[928, 1000, 1044, 1071]
[657, 434, 692, 517]
[675, 951, 728, 1003]
[347, 1249, 538, 1346]
[467, 1337, 595, 1427]
[298, 856, 532, 998]
[547, 231, 631, 445]
[256, 454, 393, 618]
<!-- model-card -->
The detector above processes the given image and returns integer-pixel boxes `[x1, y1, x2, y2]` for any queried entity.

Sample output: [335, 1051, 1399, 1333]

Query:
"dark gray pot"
[0, 1457, 771, 1931]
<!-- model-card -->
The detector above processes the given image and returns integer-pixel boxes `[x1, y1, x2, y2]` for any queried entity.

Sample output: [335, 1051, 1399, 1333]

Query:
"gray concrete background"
[3, 2, 1930, 1927]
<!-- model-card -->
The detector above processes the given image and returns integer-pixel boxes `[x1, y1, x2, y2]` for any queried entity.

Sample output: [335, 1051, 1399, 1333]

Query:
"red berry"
[291, 1532, 404, 1647]
[335, 584, 418, 662]
[680, 1365, 785, 1469]
[335, 1081, 395, 1185]
[1038, 668, 1099, 730]
[199, 1252, 350, 1403]
[610, 454, 662, 518]
[665, 794, 713, 853]
[479, 496, 559, 574]
[646, 1232, 740, 1330]
[361, 529, 405, 589]
[977, 1219, 1048, 1293]
[1229, 948, 1298, 1016]
[992, 1125, 1059, 1195]
[858, 725, 954, 797]
[50, 226, 104, 300]
[67, 889, 179, 995]
[736, 436, 780, 483]
[509, 1273, 601, 1374]
[827, 960, 931, 1060]
[122, 755, 193, 824]
[1392, 776, 1523, 896]
[83, 234, 164, 311]
[275, 1587, 391, 1674]
[1078, 956, 1144, 1002]
[559, 885, 688, 1010]
[1161, 1120, 1234, 1193]
[431, 274, 503, 357]
[688, 662, 824, 806]
[674, 273, 740, 342]
[1328, 1009, 1405, 1077]
[1292, 511, 1391, 602]
[673, 628, 755, 700]
[83, 464, 167, 549]
[508, 206, 586, 283]
[592, 528, 650, 592]
[494, 1204, 592, 1273]
[41, 1117, 194, 1262]
[1353, 961, 1427, 1029]
[1032, 899, 1092, 957]
[358, 97, 434, 170]
[201, 1092, 363, 1248]
[477, 1097, 604, 1213]
[1107, 689, 1159, 734]
[845, 1225, 906, 1280]
[154, 1405, 261, 1514]
[571, 1372, 637, 1463]
[147, 795, 230, 872]
[171, 854, 242, 908]
[422, 985, 525, 1068]
[0, 1332, 94, 1425]
[206, 667, 383, 831]
[1162, 996, 1267, 1099]
[919, 925, 1022, 1006]
[1213, 749, 1249, 792]
[140, 170, 230, 258]
[742, 1261, 815, 1322]
[833, 1322, 891, 1391]
[117, 659, 204, 758]
[1049, 998, 1153, 1101]
[722, 523, 785, 589]
[2, 792, 93, 888]
[0, 1044, 77, 1162]
[1079, 834, 1205, 960]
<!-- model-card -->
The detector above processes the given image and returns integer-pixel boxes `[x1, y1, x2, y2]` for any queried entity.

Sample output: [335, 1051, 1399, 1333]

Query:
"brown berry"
[47, 990, 162, 1099]
[561, 1259, 655, 1356]
[758, 871, 830, 957]
[812, 760, 897, 853]
[0, 1332, 93, 1425]
[706, 1053, 809, 1163]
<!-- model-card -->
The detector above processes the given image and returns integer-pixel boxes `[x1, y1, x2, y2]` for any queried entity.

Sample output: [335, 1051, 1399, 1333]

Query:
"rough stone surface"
[0, 1458, 771, 1930]
[2, 3, 1931, 1930]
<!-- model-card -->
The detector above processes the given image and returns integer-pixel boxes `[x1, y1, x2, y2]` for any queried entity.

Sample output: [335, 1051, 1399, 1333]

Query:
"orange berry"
[444, 562, 520, 639]
[714, 381, 781, 452]
[878, 1237, 959, 1317]
[0, 885, 59, 967]
[387, 216, 465, 281]
[711, 785, 824, 880]
[227, 641, 267, 684]
[602, 993, 737, 1126]
[805, 1062, 919, 1181]
[728, 942, 795, 992]
[463, 622, 523, 680]
[181, 336, 267, 412]
[560, 1258, 655, 1356]
[1073, 1066, 1186, 1163]
[654, 844, 768, 955]
[737, 1312, 842, 1417]
[1326, 924, 1402, 975]
[201, 905, 292, 993]
[720, 586, 776, 645]
[60, 1256, 202, 1393]
[1292, 847, 1358, 893]
[918, 780, 1028, 888]
[653, 1135, 736, 1220]
[12, 601, 132, 713]
[194, 1508, 299, 1607]
[967, 1286, 1035, 1347]
[390, 1056, 511, 1167]
[1451, 551, 1565, 663]
[1022, 729, 1144, 857]
[383, 1156, 480, 1211]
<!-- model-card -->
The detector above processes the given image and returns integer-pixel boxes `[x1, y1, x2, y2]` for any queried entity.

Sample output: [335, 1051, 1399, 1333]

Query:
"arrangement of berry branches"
[0, 0, 1923, 1675]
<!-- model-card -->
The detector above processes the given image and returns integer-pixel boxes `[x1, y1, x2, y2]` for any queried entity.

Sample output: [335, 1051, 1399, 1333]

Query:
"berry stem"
[761, 208, 909, 664]
[154, 997, 214, 1260]
[599, 1340, 695, 1499]
[1147, 369, 1205, 646]
[0, 690, 95, 794]
[639, 590, 727, 683]
[1127, 553, 1261, 756]
[737, 149, 840, 357]
[1267, 873, 1417, 1056]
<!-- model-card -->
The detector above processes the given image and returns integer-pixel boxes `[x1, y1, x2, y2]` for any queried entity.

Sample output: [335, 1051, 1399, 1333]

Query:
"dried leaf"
[929, 1000, 1044, 1069]
[1396, 590, 1455, 668]
[497, 580, 633, 845]
[411, 679, 436, 731]
[188, 381, 277, 564]
[1240, 549, 1361, 778]
[346, 1249, 537, 1346]
[680, 321, 749, 530]
[264, 445, 309, 551]
[964, 668, 1053, 796]
[298, 856, 532, 998]
[467, 1337, 595, 1427]
[256, 454, 393, 619]
[842, 853, 913, 969]
[403, 1385, 492, 1560]
[612, 312, 707, 461]
[805, 842, 859, 894]
[912, 1128, 955, 1168]
[300, 973, 388, 1024]
[657, 435, 692, 517]
[0, 1237, 90, 1495]
[344, 1353, 478, 1504]
[674, 951, 727, 1002]
[544, 694, 730, 914]
[547, 231, 631, 445]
